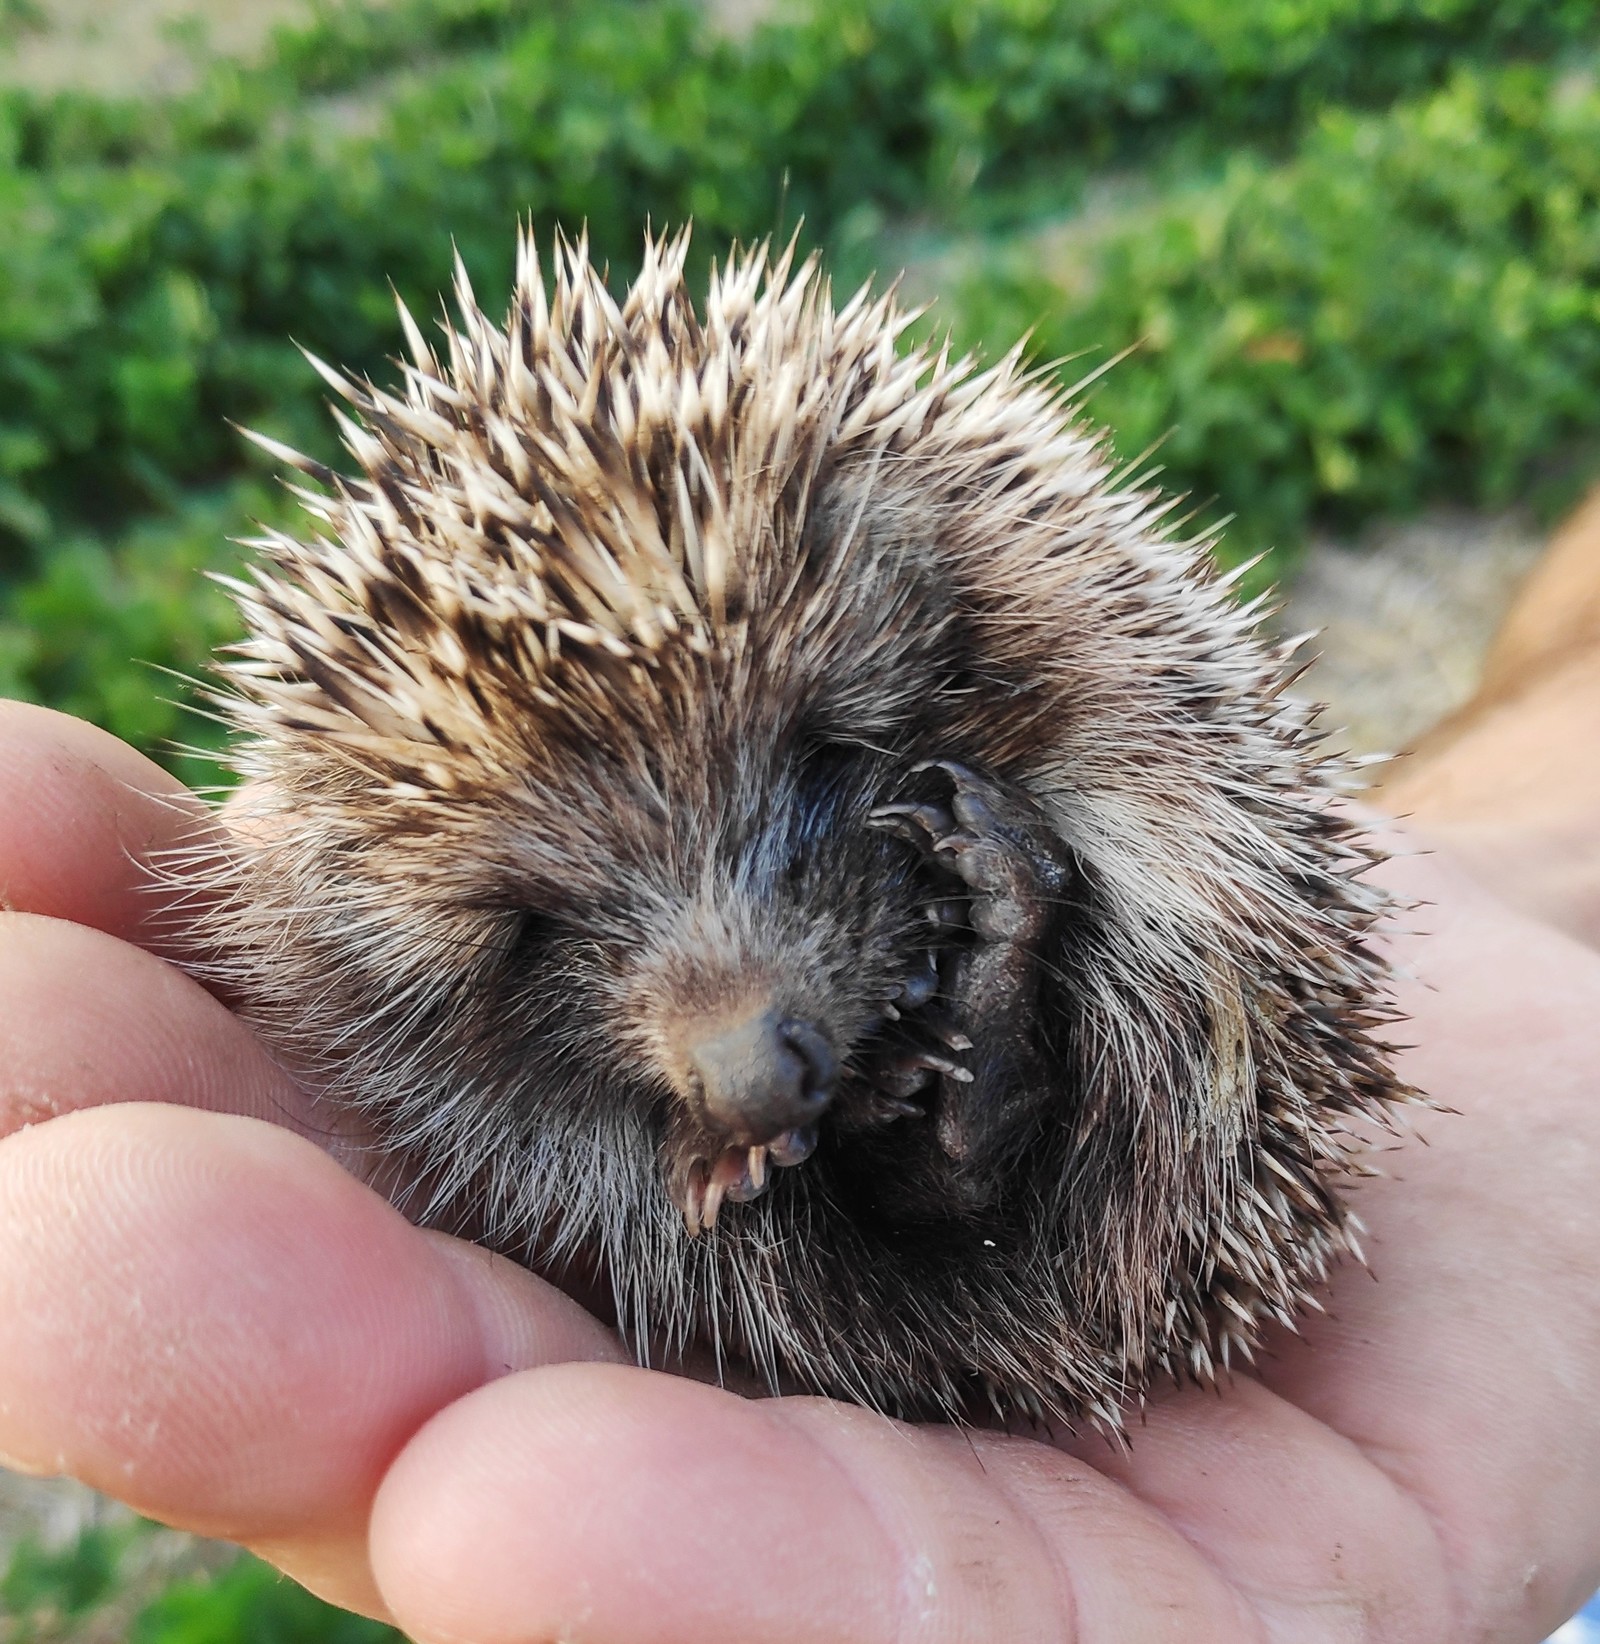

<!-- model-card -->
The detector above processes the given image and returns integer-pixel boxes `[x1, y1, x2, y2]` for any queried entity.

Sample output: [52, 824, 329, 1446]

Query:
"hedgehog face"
[456, 712, 944, 1235]
[600, 741, 929, 1234]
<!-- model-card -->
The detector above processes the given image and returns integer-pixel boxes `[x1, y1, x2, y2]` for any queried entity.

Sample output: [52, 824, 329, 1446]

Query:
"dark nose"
[688, 1010, 836, 1139]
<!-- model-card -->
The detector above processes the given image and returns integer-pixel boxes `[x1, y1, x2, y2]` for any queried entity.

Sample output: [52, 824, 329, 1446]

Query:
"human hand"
[0, 700, 1595, 1643]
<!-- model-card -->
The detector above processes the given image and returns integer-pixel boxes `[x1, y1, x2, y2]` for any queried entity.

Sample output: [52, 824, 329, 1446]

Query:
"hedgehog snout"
[660, 996, 842, 1236]
[687, 1008, 836, 1140]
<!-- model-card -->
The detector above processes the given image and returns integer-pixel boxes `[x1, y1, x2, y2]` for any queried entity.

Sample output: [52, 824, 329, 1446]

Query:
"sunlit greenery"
[0, 1518, 403, 1642]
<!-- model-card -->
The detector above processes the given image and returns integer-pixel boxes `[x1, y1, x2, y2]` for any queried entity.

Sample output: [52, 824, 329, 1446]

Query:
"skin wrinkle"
[1268, 1315, 1486, 1637]
[991, 1448, 1136, 1644]
[761, 1400, 970, 1644]
[943, 1436, 1085, 1644]
[766, 1403, 1091, 1643]
[1317, 1429, 1458, 1644]
[1057, 1399, 1383, 1644]
[1122, 1480, 1267, 1644]
[1130, 1388, 1453, 1644]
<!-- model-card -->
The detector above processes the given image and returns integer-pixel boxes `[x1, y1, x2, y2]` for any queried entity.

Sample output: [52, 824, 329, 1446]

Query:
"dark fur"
[186, 232, 1408, 1428]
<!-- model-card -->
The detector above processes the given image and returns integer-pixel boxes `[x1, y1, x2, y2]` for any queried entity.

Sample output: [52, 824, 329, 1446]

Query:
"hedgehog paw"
[871, 761, 1072, 953]
[871, 761, 1074, 1190]
[913, 760, 1072, 948]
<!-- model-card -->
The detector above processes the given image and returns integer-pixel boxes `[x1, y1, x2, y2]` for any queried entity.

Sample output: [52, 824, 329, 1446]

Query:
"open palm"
[0, 700, 1595, 1643]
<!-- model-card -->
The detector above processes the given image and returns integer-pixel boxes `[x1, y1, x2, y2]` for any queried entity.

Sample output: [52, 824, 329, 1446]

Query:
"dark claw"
[867, 800, 956, 850]
[927, 1016, 974, 1052]
[894, 954, 939, 1011]
[875, 1058, 935, 1099]
[911, 757, 982, 788]
[866, 1094, 925, 1123]
[919, 1052, 975, 1084]
[925, 897, 967, 933]
[928, 763, 1005, 836]
[880, 1050, 973, 1092]
[933, 831, 977, 860]
[768, 1126, 819, 1167]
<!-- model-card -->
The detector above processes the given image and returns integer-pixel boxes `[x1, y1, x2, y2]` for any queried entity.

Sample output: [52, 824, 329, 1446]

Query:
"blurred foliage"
[129, 1553, 401, 1643]
[1, 1522, 134, 1641]
[2, 0, 1599, 761]
[946, 57, 1600, 555]
[0, 1518, 403, 1643]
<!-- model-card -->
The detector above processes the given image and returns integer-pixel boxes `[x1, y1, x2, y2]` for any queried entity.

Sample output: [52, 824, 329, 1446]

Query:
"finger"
[0, 1103, 624, 1617]
[0, 913, 321, 1141]
[369, 1366, 1255, 1644]
[1376, 651, 1600, 947]
[0, 701, 222, 958]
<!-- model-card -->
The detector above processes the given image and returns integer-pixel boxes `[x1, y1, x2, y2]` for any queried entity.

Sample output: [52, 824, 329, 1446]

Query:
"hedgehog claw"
[768, 1126, 818, 1166]
[929, 1018, 974, 1052]
[868, 800, 957, 852]
[879, 1050, 972, 1093]
[901, 760, 1073, 946]
[875, 1058, 934, 1099]
[925, 897, 967, 933]
[893, 954, 939, 1011]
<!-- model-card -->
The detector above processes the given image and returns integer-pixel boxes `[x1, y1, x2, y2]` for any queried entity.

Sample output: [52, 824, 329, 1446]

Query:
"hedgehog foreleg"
[870, 762, 1075, 1204]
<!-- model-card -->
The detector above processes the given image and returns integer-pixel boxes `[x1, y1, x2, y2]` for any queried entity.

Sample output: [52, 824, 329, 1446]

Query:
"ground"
[0, 0, 315, 92]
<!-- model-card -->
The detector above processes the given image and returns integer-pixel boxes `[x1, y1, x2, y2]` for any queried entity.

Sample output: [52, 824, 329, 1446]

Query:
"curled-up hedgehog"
[189, 228, 1406, 1430]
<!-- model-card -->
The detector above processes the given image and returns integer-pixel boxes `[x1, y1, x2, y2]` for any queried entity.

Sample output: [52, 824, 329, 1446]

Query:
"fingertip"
[0, 701, 220, 956]
[0, 1106, 612, 1548]
[370, 1366, 904, 1644]
[0, 913, 321, 1140]
[417, 1231, 628, 1377]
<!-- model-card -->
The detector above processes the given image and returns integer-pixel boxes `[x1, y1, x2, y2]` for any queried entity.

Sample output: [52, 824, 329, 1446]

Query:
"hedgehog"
[183, 228, 1407, 1430]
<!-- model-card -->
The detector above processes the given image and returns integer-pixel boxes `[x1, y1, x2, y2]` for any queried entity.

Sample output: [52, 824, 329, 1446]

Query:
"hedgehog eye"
[503, 905, 557, 964]
[792, 728, 862, 796]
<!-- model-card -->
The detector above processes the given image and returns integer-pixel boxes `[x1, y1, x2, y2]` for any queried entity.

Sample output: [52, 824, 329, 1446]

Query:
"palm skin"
[0, 699, 1595, 1643]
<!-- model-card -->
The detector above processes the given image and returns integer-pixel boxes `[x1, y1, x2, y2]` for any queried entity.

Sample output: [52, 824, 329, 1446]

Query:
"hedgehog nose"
[688, 1010, 836, 1139]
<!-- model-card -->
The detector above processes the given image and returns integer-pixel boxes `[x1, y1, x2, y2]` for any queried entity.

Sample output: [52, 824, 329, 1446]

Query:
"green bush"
[2, 0, 1593, 582]
[945, 56, 1600, 556]
[130, 1555, 402, 1644]
[1, 1521, 134, 1640]
[0, 1519, 404, 1644]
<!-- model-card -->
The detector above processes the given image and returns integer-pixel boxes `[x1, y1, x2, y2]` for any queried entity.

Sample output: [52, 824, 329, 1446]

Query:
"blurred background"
[1, 0, 1598, 1637]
